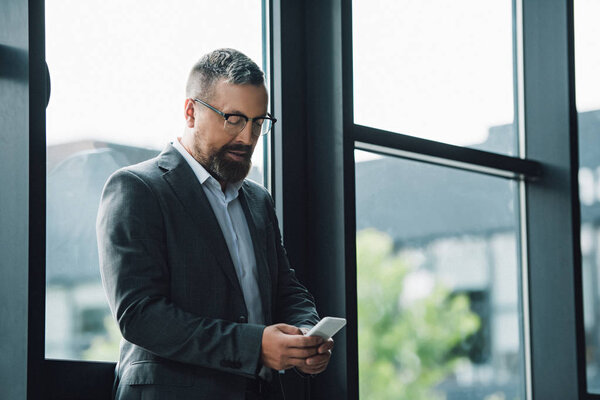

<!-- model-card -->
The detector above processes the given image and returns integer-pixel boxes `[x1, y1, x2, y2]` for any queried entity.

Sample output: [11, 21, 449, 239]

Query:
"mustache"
[223, 144, 253, 153]
[220, 144, 253, 160]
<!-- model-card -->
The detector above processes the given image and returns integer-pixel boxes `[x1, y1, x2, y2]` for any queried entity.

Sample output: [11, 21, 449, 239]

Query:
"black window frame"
[16, 0, 592, 399]
[271, 0, 585, 399]
[26, 0, 275, 399]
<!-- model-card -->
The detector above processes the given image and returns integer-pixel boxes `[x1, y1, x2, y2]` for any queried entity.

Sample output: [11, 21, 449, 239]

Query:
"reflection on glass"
[45, 0, 265, 361]
[353, 0, 516, 155]
[575, 0, 600, 393]
[355, 150, 525, 399]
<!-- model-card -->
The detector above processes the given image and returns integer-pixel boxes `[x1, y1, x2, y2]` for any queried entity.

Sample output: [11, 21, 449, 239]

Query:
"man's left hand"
[297, 328, 334, 375]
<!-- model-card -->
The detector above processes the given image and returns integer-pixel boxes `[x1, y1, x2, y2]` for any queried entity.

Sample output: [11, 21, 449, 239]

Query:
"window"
[45, 0, 268, 362]
[353, 0, 517, 155]
[575, 0, 600, 394]
[345, 0, 577, 399]
[5, 0, 582, 399]
[355, 151, 526, 399]
[351, 2, 530, 396]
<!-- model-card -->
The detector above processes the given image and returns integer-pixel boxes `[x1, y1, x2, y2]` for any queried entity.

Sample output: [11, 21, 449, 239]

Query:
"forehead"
[211, 80, 268, 115]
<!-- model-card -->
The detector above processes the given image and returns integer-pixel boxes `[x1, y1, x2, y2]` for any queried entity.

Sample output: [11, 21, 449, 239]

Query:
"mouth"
[226, 150, 249, 162]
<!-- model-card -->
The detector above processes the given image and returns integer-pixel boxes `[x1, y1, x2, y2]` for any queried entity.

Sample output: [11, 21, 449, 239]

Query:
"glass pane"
[355, 150, 526, 399]
[45, 0, 266, 361]
[575, 0, 600, 393]
[353, 1, 517, 156]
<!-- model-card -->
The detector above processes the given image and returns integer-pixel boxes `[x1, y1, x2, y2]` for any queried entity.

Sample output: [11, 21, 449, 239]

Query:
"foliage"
[357, 229, 480, 400]
[82, 316, 121, 362]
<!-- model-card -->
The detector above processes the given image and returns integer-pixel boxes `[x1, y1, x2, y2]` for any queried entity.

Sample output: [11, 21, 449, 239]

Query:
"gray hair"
[185, 48, 264, 101]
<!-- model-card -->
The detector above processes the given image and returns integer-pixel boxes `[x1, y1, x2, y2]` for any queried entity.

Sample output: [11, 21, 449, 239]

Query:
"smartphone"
[305, 317, 346, 340]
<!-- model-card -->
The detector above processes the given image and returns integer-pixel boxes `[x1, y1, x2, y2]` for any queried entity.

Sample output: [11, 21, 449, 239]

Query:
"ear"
[184, 98, 196, 128]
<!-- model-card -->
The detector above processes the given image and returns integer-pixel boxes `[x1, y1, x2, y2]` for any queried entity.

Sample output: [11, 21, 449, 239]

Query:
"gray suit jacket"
[97, 144, 319, 399]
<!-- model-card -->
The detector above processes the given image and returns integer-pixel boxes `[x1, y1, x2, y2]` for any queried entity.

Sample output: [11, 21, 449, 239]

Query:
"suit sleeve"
[97, 169, 264, 378]
[264, 192, 321, 328]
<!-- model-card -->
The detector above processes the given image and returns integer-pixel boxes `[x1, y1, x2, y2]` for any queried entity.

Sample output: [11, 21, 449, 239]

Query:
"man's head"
[182, 48, 269, 185]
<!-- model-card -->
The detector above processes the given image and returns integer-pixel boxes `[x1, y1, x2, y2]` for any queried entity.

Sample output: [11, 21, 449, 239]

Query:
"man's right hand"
[260, 324, 324, 371]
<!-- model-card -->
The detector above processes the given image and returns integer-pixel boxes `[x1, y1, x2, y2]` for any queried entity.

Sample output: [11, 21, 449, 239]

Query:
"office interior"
[1, 0, 598, 399]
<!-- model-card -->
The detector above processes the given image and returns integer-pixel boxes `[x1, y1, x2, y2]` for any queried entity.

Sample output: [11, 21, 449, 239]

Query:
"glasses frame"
[192, 97, 277, 137]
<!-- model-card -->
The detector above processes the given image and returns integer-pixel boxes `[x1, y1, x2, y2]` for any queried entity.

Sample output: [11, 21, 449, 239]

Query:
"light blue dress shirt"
[173, 138, 264, 325]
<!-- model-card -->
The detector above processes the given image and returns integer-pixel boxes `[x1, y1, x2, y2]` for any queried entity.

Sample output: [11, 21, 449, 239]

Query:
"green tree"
[357, 229, 480, 400]
[82, 316, 121, 362]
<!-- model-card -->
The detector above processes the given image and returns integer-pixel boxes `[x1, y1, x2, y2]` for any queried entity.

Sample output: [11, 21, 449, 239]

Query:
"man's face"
[184, 79, 268, 183]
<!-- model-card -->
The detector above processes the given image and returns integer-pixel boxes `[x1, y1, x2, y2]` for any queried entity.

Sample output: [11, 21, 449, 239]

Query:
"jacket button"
[238, 316, 247, 323]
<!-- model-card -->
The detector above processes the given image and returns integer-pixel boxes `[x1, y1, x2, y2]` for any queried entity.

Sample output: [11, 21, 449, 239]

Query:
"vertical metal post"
[271, 0, 349, 398]
[0, 0, 36, 398]
[522, 0, 581, 398]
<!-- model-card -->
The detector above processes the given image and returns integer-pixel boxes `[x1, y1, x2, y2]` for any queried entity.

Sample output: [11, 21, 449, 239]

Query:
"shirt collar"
[172, 138, 243, 199]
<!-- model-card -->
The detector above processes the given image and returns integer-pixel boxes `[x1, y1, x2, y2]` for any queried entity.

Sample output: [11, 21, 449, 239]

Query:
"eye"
[253, 118, 265, 127]
[225, 115, 245, 126]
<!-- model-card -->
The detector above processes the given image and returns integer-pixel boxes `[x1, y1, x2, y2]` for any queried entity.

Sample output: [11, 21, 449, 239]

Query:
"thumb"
[275, 323, 303, 335]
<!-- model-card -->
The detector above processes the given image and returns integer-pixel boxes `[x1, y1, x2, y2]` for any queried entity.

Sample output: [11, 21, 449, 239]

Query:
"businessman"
[97, 48, 333, 400]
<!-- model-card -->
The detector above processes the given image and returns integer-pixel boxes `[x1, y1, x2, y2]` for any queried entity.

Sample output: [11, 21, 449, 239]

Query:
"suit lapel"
[239, 183, 272, 323]
[157, 145, 244, 298]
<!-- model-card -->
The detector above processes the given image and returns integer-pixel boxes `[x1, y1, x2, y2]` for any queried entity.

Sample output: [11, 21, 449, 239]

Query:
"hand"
[261, 324, 324, 371]
[296, 332, 334, 375]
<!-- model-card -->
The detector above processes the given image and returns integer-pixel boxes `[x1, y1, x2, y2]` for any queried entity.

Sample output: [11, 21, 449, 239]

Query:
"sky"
[573, 0, 600, 112]
[45, 0, 265, 165]
[46, 0, 599, 160]
[353, 0, 600, 152]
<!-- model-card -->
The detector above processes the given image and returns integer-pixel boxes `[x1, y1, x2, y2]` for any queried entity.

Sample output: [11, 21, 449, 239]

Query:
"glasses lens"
[224, 115, 247, 135]
[223, 116, 272, 136]
[260, 119, 272, 136]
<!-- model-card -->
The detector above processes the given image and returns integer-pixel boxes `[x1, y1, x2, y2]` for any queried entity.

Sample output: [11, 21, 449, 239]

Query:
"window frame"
[339, 0, 583, 398]
[26, 1, 274, 399]
[27, 0, 118, 396]
[272, 0, 585, 399]
[0, 0, 36, 398]
[19, 0, 589, 399]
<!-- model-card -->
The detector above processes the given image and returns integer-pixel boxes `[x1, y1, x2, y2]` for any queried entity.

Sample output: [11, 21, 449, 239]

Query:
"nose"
[235, 120, 257, 145]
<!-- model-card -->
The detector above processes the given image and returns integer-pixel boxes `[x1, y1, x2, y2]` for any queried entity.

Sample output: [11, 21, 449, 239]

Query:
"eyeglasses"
[192, 98, 276, 137]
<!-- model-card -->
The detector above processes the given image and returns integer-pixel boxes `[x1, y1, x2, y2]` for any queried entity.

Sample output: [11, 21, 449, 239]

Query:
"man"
[97, 48, 333, 400]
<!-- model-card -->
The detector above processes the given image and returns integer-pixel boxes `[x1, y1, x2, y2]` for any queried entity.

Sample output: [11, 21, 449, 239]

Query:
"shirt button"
[238, 316, 247, 323]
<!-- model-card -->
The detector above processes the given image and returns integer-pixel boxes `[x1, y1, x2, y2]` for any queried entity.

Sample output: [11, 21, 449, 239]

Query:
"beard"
[204, 143, 253, 184]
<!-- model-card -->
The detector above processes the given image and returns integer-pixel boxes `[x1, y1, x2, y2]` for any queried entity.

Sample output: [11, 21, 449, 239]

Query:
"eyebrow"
[225, 109, 268, 119]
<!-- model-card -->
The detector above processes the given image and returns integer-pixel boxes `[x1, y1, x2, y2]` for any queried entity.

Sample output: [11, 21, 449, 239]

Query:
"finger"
[298, 361, 328, 375]
[285, 347, 320, 359]
[297, 364, 321, 374]
[303, 362, 328, 374]
[318, 339, 334, 353]
[309, 365, 328, 374]
[287, 335, 324, 348]
[285, 357, 310, 369]
[305, 352, 331, 366]
[299, 327, 310, 335]
[306, 357, 330, 368]
[305, 364, 327, 374]
[276, 324, 303, 335]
